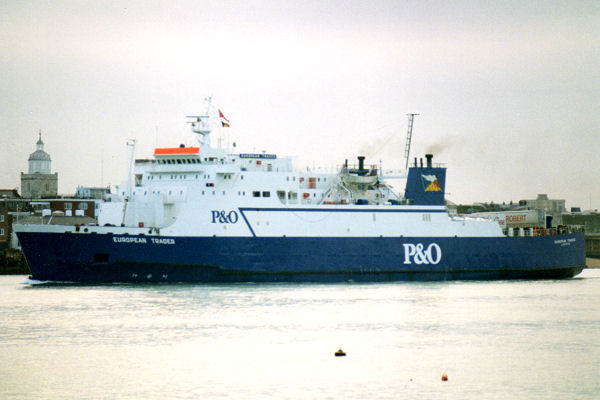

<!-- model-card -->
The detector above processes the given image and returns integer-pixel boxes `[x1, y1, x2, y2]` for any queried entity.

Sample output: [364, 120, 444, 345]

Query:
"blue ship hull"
[17, 231, 586, 283]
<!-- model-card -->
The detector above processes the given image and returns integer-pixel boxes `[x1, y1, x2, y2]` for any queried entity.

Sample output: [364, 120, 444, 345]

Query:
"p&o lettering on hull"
[403, 243, 442, 265]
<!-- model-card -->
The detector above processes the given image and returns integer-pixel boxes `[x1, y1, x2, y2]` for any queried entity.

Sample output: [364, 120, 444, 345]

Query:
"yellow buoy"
[334, 348, 346, 357]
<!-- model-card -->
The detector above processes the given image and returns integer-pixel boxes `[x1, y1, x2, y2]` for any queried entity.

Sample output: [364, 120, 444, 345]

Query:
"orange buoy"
[334, 348, 346, 357]
[441, 374, 448, 381]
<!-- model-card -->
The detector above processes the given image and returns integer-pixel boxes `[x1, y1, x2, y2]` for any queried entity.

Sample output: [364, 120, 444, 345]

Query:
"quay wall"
[0, 248, 29, 274]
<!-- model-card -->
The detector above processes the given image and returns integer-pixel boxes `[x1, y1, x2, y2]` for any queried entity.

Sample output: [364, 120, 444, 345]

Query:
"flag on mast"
[219, 110, 230, 128]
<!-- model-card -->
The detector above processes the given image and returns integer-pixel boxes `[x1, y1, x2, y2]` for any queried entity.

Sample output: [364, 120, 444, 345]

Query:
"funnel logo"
[421, 174, 442, 192]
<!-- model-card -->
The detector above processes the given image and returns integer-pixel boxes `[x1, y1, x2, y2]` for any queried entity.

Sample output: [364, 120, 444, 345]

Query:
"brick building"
[0, 203, 12, 249]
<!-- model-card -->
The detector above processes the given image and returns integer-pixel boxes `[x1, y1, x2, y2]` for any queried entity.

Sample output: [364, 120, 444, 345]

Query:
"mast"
[126, 139, 136, 199]
[404, 113, 418, 170]
[186, 97, 213, 147]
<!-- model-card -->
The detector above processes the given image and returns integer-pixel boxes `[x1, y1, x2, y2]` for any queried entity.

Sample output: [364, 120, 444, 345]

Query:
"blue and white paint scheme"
[15, 101, 586, 283]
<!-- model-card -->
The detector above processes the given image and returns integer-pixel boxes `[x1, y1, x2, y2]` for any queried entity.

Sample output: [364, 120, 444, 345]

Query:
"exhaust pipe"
[425, 154, 433, 168]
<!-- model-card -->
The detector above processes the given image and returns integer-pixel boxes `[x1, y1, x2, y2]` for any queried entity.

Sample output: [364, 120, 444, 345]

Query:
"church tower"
[21, 131, 58, 198]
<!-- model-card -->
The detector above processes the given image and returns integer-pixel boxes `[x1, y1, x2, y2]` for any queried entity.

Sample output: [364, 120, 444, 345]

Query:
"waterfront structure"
[20, 131, 58, 198]
[456, 194, 567, 228]
[75, 186, 110, 199]
[29, 198, 97, 219]
[584, 234, 600, 258]
[520, 194, 565, 225]
[562, 211, 600, 234]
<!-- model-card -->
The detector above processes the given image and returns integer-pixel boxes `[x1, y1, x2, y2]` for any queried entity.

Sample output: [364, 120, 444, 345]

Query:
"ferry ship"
[15, 102, 586, 283]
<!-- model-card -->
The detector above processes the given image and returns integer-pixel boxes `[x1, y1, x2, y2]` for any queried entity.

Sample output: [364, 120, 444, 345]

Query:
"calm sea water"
[1, 270, 599, 400]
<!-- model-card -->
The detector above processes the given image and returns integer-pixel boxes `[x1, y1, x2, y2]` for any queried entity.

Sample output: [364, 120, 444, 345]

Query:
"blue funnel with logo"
[404, 154, 446, 206]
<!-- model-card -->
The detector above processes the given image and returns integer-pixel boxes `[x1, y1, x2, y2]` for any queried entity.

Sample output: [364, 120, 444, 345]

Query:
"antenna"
[404, 113, 418, 169]
[101, 147, 104, 187]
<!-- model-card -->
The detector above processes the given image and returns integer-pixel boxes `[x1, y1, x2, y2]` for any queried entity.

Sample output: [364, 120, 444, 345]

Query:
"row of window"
[188, 190, 312, 201]
[158, 159, 202, 165]
[128, 188, 323, 202]
[145, 173, 323, 183]
[63, 203, 88, 210]
[146, 173, 236, 181]
[157, 157, 235, 165]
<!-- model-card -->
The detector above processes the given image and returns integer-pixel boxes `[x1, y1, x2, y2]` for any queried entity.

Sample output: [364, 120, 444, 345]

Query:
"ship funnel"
[358, 156, 365, 171]
[404, 154, 446, 206]
[425, 154, 433, 168]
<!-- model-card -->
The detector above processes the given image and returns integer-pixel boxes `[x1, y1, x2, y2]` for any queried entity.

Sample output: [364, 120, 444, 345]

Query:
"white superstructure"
[93, 100, 503, 239]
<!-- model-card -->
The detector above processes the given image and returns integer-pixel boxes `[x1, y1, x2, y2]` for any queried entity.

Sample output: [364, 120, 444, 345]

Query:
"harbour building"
[20, 131, 58, 198]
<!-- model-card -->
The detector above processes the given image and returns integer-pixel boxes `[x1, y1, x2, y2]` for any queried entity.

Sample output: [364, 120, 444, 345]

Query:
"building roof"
[0, 189, 21, 199]
[29, 130, 51, 162]
[28, 149, 51, 161]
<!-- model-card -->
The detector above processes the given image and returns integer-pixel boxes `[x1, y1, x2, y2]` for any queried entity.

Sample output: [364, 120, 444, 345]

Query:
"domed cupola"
[28, 130, 52, 174]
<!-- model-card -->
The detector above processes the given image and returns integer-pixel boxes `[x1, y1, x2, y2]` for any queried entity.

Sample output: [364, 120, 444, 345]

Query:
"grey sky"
[1, 1, 599, 208]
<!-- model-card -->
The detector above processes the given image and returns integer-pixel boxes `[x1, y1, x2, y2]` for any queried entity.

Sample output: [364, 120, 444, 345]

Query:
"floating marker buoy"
[441, 374, 448, 381]
[334, 348, 346, 357]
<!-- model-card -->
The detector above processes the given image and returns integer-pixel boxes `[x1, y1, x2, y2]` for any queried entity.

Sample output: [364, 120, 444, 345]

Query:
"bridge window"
[288, 191, 298, 204]
[277, 191, 286, 204]
[253, 191, 261, 197]
[262, 191, 270, 198]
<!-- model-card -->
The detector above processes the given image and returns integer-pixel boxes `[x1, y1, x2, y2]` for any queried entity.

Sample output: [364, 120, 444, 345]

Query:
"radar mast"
[186, 97, 213, 147]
